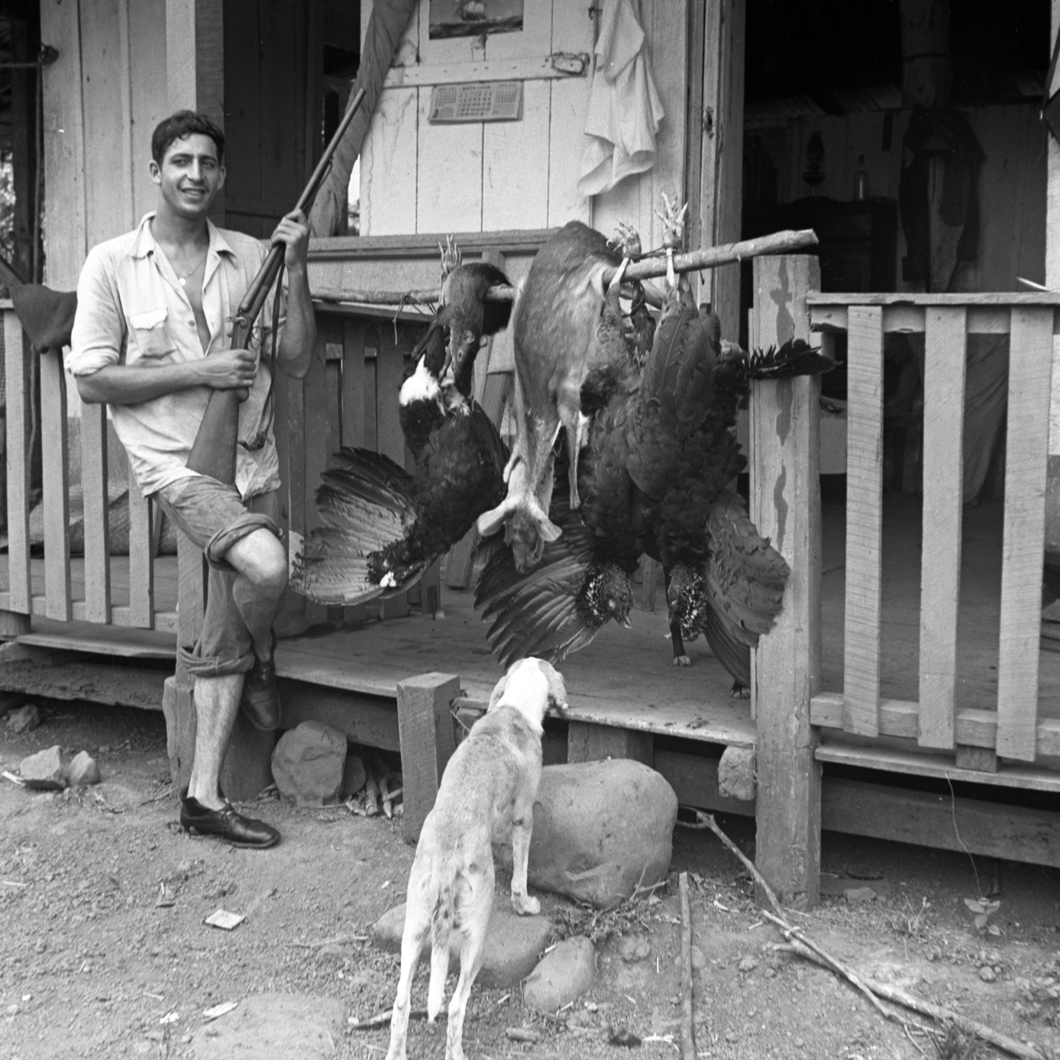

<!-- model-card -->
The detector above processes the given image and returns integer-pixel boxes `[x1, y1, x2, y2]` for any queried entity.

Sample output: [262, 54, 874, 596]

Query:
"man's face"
[150, 133, 225, 220]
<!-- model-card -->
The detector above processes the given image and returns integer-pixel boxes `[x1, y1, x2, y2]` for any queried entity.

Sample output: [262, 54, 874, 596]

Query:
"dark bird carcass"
[476, 221, 631, 572]
[289, 257, 513, 607]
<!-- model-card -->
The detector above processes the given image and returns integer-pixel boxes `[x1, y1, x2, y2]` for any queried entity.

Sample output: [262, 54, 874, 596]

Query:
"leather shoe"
[240, 632, 281, 731]
[180, 793, 280, 849]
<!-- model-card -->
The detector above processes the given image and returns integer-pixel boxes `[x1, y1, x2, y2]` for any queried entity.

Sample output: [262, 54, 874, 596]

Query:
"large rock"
[523, 936, 595, 1012]
[371, 900, 551, 988]
[271, 722, 346, 805]
[191, 992, 345, 1060]
[498, 760, 677, 909]
[65, 750, 101, 787]
[19, 745, 65, 790]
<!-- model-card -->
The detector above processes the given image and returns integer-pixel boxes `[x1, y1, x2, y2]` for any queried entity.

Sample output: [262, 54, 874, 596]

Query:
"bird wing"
[289, 448, 415, 606]
[474, 479, 601, 668]
[699, 491, 790, 684]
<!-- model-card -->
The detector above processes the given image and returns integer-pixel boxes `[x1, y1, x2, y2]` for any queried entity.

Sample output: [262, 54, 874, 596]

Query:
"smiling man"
[68, 111, 317, 849]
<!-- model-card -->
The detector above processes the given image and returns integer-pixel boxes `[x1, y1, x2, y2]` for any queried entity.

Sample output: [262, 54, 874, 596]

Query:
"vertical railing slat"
[127, 475, 153, 627]
[842, 306, 885, 736]
[918, 307, 967, 749]
[39, 349, 71, 621]
[996, 307, 1053, 761]
[301, 327, 328, 629]
[4, 310, 31, 612]
[80, 402, 111, 622]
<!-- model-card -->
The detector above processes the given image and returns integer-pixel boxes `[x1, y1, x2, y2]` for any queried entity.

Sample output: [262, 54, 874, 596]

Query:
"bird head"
[667, 564, 706, 641]
[579, 564, 635, 630]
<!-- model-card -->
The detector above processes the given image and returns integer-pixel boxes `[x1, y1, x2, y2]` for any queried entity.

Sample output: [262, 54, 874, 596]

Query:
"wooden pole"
[749, 254, 823, 909]
[678, 872, 696, 1060]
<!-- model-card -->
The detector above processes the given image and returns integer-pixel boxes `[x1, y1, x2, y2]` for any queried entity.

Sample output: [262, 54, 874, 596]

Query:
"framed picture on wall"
[429, 0, 524, 39]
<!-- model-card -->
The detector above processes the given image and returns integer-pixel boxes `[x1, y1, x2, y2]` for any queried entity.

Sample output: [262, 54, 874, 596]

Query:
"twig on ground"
[350, 1008, 426, 1030]
[699, 810, 1049, 1060]
[288, 933, 369, 949]
[139, 786, 174, 806]
[364, 767, 381, 817]
[678, 872, 696, 1060]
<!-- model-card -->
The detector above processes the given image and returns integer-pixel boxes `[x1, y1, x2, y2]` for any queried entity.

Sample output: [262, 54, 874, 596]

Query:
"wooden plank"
[416, 89, 482, 234]
[567, 721, 653, 766]
[918, 306, 966, 750]
[996, 308, 1053, 760]
[807, 292, 1060, 307]
[396, 672, 461, 843]
[301, 327, 329, 630]
[749, 254, 822, 907]
[126, 476, 153, 628]
[40, 0, 86, 289]
[482, 80, 549, 232]
[383, 58, 584, 89]
[128, 0, 169, 220]
[79, 403, 112, 623]
[822, 777, 1060, 869]
[842, 307, 884, 735]
[4, 312, 31, 613]
[360, 86, 419, 237]
[341, 319, 367, 450]
[39, 350, 71, 622]
[375, 325, 406, 467]
[278, 681, 400, 751]
[652, 750, 755, 818]
[547, 76, 592, 227]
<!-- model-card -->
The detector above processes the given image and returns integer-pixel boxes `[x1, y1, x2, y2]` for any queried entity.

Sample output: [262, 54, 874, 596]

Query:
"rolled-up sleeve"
[68, 247, 125, 377]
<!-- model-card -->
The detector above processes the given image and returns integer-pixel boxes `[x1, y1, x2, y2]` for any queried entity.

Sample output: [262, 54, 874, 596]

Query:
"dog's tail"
[427, 875, 456, 1020]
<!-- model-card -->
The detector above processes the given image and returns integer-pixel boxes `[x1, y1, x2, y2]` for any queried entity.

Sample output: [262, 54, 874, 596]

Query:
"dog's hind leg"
[385, 868, 431, 1060]
[445, 876, 492, 1060]
[509, 800, 540, 916]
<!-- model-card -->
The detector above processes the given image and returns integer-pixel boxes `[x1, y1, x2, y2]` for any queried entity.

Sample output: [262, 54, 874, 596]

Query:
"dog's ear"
[487, 668, 510, 710]
[538, 660, 569, 713]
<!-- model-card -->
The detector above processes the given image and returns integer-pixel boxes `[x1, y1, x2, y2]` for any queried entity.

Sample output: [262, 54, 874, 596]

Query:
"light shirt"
[68, 212, 285, 500]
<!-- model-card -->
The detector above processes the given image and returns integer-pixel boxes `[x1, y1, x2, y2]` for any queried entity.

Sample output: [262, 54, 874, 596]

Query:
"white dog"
[385, 657, 568, 1060]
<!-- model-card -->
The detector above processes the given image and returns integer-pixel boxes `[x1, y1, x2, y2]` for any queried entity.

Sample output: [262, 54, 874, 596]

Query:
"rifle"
[186, 86, 367, 484]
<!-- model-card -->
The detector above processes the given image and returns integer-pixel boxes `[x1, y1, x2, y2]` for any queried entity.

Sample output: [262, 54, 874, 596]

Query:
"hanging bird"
[477, 222, 624, 573]
[290, 244, 514, 607]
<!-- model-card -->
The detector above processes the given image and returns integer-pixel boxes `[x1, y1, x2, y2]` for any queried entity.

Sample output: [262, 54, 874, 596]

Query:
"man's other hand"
[272, 210, 310, 272]
[198, 347, 257, 390]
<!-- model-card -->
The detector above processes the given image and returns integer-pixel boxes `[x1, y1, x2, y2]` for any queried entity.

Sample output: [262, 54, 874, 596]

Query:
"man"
[69, 111, 316, 848]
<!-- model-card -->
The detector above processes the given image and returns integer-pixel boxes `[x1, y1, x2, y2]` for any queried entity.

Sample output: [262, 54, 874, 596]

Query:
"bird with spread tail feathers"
[289, 248, 513, 607]
[475, 206, 833, 695]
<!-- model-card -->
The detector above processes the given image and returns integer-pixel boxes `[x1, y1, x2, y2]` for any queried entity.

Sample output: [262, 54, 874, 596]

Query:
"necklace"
[169, 246, 208, 288]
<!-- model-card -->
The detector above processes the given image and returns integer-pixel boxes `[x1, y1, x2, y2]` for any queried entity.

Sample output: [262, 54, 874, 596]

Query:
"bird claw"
[439, 234, 463, 281]
[655, 193, 689, 249]
[672, 654, 692, 667]
[608, 221, 642, 260]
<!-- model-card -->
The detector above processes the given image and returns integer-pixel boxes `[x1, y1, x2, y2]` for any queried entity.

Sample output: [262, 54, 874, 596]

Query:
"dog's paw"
[512, 894, 540, 916]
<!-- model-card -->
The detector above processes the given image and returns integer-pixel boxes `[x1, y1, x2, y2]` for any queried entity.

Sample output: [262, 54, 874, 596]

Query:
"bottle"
[853, 155, 869, 201]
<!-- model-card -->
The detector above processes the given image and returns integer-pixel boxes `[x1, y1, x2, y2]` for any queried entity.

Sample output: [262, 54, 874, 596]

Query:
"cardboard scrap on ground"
[204, 909, 245, 931]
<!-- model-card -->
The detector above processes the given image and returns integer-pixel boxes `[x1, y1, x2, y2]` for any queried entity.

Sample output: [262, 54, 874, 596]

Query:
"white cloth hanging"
[577, 0, 665, 197]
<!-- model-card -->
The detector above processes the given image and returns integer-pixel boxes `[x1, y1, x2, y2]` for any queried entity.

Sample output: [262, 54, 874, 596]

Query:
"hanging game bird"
[290, 258, 513, 607]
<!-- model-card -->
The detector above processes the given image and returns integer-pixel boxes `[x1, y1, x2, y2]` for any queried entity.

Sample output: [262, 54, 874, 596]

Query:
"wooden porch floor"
[6, 494, 1059, 746]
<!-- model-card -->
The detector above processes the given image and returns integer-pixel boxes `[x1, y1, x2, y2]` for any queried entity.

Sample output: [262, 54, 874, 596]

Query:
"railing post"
[749, 254, 823, 908]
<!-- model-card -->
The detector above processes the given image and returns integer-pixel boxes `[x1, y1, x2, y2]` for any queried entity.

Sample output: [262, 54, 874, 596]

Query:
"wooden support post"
[567, 721, 653, 766]
[750, 254, 823, 909]
[0, 612, 31, 639]
[396, 672, 461, 843]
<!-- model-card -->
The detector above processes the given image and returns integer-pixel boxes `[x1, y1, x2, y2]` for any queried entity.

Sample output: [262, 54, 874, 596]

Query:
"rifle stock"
[185, 87, 367, 485]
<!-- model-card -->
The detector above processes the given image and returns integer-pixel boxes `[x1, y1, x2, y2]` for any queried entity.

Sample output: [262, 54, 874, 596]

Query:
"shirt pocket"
[127, 305, 176, 363]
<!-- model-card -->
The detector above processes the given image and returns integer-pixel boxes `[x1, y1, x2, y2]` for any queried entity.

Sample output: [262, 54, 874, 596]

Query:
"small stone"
[98, 744, 111, 754]
[19, 745, 66, 790]
[717, 747, 756, 801]
[980, 966, 997, 982]
[6, 703, 40, 734]
[691, 945, 706, 971]
[6, 1004, 18, 1015]
[844, 886, 877, 904]
[65, 751, 101, 787]
[523, 936, 596, 1012]
[618, 936, 651, 963]
[737, 956, 758, 973]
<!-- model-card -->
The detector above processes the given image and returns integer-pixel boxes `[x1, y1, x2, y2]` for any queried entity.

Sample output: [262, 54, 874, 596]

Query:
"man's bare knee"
[226, 528, 287, 593]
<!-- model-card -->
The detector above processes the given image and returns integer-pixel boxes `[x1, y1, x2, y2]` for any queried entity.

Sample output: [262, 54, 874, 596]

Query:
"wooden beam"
[396, 672, 460, 843]
[39, 349, 70, 621]
[567, 721, 653, 766]
[749, 254, 823, 908]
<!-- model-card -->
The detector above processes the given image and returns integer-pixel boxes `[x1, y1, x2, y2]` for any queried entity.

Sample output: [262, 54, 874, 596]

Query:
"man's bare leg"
[186, 673, 241, 810]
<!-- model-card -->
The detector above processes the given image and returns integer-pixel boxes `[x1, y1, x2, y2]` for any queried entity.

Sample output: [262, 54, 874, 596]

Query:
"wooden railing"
[0, 303, 175, 635]
[802, 290, 1060, 766]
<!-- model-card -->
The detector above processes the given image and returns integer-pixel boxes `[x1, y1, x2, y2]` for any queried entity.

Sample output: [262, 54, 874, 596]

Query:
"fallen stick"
[289, 932, 369, 949]
[686, 810, 1049, 1060]
[678, 872, 696, 1060]
[311, 229, 819, 309]
[350, 1008, 427, 1030]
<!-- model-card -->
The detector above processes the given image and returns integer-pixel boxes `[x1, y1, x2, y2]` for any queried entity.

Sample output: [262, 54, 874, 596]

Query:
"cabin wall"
[358, 0, 688, 252]
[745, 102, 1047, 295]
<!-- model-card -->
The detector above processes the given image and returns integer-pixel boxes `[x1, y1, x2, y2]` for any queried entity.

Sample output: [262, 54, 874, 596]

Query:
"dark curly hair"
[151, 111, 225, 166]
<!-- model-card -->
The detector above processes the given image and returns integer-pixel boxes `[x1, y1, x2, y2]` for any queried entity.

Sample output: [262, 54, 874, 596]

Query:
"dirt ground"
[2, 700, 1060, 1060]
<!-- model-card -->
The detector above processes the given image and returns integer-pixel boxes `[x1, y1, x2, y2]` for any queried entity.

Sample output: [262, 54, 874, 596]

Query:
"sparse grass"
[932, 1019, 987, 1060]
[550, 880, 667, 946]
